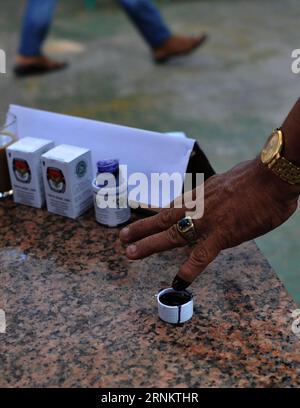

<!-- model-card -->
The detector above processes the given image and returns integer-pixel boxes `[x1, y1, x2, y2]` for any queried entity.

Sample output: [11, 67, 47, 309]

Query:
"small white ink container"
[92, 159, 131, 227]
[157, 288, 193, 324]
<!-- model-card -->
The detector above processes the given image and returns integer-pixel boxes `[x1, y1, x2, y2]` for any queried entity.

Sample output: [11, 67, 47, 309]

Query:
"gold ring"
[176, 216, 197, 243]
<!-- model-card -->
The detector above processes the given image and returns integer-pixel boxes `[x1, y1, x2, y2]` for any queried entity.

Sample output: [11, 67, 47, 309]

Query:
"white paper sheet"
[9, 105, 195, 207]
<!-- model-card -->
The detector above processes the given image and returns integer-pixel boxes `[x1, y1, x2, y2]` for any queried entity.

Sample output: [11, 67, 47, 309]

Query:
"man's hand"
[120, 158, 299, 290]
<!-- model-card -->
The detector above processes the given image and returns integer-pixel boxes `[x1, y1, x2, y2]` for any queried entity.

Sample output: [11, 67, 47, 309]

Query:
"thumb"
[172, 236, 220, 290]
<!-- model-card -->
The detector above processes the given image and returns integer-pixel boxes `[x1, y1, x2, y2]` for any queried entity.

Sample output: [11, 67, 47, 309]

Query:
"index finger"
[120, 207, 186, 244]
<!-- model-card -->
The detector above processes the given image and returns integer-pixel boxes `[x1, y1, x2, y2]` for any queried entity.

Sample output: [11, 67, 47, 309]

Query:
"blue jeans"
[119, 0, 171, 48]
[19, 0, 58, 56]
[18, 0, 172, 56]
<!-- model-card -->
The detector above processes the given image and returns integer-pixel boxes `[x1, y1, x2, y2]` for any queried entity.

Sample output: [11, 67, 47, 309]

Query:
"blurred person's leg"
[119, 0, 171, 48]
[119, 0, 207, 63]
[19, 0, 57, 57]
[15, 0, 67, 77]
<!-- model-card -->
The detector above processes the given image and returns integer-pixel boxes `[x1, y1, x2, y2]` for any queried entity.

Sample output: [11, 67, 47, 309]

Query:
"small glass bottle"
[92, 159, 131, 227]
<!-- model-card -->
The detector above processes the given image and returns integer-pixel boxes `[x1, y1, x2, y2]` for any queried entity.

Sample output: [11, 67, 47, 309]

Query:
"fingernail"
[120, 227, 130, 241]
[126, 244, 137, 257]
[172, 275, 190, 291]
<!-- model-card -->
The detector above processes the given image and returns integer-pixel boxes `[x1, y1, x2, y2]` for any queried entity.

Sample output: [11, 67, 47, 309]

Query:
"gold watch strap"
[271, 156, 300, 185]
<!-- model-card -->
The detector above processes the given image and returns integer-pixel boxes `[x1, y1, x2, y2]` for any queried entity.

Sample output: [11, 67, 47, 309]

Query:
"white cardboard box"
[6, 137, 54, 208]
[41, 144, 93, 219]
[9, 105, 215, 209]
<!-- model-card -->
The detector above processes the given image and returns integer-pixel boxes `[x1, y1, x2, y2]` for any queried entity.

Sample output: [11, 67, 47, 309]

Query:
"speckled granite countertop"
[1, 199, 300, 387]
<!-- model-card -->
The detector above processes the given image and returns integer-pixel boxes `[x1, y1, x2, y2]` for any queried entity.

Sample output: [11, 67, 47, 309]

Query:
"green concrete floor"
[1, 0, 300, 303]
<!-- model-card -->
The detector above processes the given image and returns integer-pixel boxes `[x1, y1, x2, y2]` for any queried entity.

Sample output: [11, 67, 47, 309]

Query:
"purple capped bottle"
[92, 159, 131, 227]
[96, 159, 120, 188]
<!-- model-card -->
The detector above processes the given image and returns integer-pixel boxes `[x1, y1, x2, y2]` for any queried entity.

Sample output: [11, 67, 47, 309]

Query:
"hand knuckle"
[158, 209, 174, 229]
[166, 225, 181, 245]
[135, 218, 147, 231]
[221, 181, 234, 198]
[192, 246, 211, 263]
[193, 224, 208, 240]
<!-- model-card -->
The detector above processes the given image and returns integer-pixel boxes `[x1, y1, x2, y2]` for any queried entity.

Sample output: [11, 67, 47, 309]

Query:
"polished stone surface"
[1, 0, 300, 303]
[1, 199, 300, 387]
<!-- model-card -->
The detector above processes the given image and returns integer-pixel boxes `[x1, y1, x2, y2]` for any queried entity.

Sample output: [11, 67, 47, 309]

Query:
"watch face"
[261, 130, 283, 164]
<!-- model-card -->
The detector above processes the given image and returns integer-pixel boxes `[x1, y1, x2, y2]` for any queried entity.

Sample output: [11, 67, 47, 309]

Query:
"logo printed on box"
[47, 167, 66, 193]
[6, 137, 55, 208]
[12, 158, 32, 183]
[42, 144, 93, 219]
[76, 160, 87, 178]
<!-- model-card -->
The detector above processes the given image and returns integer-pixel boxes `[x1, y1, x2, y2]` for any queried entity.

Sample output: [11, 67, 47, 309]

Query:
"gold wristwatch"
[261, 129, 300, 185]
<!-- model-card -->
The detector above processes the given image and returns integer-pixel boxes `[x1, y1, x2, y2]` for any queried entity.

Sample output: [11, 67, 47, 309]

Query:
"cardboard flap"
[186, 141, 215, 186]
[137, 142, 215, 213]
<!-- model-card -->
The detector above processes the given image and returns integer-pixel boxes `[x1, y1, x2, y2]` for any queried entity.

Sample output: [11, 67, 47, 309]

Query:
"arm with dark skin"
[120, 99, 300, 290]
[282, 98, 300, 165]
